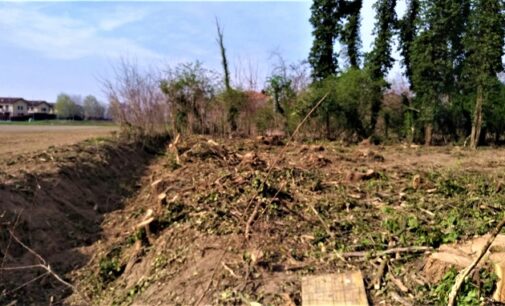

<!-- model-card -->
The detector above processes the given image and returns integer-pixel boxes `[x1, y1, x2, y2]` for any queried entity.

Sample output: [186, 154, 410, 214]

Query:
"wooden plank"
[301, 271, 369, 306]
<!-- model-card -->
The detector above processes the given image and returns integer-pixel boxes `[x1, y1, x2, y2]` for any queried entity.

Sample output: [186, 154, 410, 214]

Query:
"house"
[26, 100, 54, 114]
[0, 97, 27, 118]
[0, 97, 54, 120]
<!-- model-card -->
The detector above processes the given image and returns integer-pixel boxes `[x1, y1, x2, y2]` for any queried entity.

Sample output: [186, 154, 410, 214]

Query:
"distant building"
[0, 97, 55, 120]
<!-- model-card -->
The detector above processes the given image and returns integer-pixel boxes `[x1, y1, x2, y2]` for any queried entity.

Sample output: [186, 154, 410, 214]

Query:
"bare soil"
[0, 137, 160, 305]
[2, 136, 505, 305]
[0, 125, 118, 157]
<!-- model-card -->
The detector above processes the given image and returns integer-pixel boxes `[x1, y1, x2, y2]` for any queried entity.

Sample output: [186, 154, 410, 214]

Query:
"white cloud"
[98, 7, 149, 31]
[0, 4, 162, 61]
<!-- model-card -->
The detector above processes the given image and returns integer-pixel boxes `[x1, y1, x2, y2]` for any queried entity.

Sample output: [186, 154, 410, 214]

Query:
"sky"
[0, 1, 407, 103]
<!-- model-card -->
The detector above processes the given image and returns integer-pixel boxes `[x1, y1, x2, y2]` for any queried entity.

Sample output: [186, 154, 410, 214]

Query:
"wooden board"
[301, 271, 369, 306]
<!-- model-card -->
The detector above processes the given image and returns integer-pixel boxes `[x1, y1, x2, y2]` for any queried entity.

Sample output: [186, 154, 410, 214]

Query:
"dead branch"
[1, 229, 90, 304]
[244, 92, 329, 239]
[245, 181, 287, 238]
[221, 262, 239, 279]
[342, 246, 432, 258]
[307, 203, 334, 239]
[1, 211, 23, 270]
[391, 291, 413, 306]
[370, 257, 388, 290]
[388, 272, 409, 293]
[447, 216, 505, 306]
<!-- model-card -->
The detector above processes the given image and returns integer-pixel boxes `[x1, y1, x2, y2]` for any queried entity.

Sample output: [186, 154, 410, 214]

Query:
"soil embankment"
[3, 136, 505, 305]
[0, 137, 163, 304]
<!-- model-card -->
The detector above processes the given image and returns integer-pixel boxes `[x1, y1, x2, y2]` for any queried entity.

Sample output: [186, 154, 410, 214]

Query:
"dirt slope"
[0, 137, 161, 305]
[3, 136, 505, 305]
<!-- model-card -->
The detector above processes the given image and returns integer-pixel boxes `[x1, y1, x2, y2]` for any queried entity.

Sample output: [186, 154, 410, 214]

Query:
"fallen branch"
[342, 246, 432, 258]
[391, 291, 413, 306]
[245, 181, 287, 238]
[307, 203, 334, 239]
[222, 262, 240, 279]
[1, 229, 90, 304]
[388, 272, 409, 293]
[447, 216, 505, 306]
[370, 257, 388, 290]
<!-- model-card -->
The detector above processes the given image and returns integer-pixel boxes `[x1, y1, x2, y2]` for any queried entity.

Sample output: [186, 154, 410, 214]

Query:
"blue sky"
[0, 1, 406, 102]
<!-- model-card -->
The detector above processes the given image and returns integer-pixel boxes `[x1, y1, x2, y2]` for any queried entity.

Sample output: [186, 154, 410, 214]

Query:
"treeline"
[307, 0, 504, 147]
[55, 93, 109, 120]
[105, 1, 504, 147]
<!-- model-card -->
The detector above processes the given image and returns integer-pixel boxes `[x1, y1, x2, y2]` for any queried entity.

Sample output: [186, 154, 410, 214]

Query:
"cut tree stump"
[423, 234, 505, 302]
[301, 271, 369, 306]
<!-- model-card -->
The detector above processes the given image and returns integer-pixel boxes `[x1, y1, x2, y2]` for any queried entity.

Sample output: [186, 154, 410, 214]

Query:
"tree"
[160, 62, 219, 134]
[397, 0, 420, 87]
[55, 93, 80, 119]
[338, 0, 363, 69]
[366, 0, 397, 81]
[463, 0, 505, 148]
[266, 75, 292, 115]
[215, 19, 231, 92]
[365, 0, 397, 134]
[83, 95, 105, 120]
[102, 58, 168, 137]
[410, 0, 471, 145]
[308, 0, 340, 80]
[297, 69, 383, 140]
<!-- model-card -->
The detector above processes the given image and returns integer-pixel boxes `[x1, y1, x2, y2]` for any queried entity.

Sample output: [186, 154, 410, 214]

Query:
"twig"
[342, 246, 432, 258]
[244, 92, 329, 239]
[307, 203, 334, 239]
[9, 271, 50, 294]
[245, 181, 287, 238]
[391, 291, 413, 306]
[370, 257, 388, 290]
[3, 230, 90, 304]
[1, 210, 23, 270]
[388, 272, 409, 293]
[221, 262, 239, 279]
[447, 216, 505, 306]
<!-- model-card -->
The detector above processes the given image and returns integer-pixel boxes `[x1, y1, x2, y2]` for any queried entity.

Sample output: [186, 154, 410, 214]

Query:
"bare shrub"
[102, 58, 169, 139]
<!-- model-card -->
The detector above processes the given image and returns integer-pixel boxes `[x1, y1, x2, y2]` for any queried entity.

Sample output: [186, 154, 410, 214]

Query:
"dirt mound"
[5, 137, 505, 305]
[0, 138, 162, 305]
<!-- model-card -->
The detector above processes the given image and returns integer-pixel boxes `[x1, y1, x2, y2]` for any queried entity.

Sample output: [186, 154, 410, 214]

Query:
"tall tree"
[464, 0, 505, 148]
[55, 93, 80, 119]
[216, 19, 231, 92]
[397, 0, 419, 86]
[83, 95, 105, 120]
[410, 0, 471, 145]
[366, 0, 397, 80]
[338, 0, 363, 69]
[365, 0, 397, 133]
[308, 0, 340, 80]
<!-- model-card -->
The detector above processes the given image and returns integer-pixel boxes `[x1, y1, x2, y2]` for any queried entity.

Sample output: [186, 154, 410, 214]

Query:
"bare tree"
[233, 56, 260, 91]
[101, 57, 168, 137]
[216, 18, 231, 92]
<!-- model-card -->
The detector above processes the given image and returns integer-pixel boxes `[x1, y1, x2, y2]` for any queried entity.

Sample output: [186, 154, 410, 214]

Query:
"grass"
[0, 119, 117, 126]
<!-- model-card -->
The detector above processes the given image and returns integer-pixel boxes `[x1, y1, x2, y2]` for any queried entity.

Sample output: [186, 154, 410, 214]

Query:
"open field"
[0, 124, 118, 156]
[0, 120, 116, 126]
[2, 137, 505, 305]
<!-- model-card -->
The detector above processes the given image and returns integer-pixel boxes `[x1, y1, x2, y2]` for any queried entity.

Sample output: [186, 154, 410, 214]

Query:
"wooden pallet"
[301, 271, 369, 306]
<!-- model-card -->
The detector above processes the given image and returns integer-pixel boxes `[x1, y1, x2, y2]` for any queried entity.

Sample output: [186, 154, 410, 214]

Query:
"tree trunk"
[424, 123, 433, 146]
[325, 113, 331, 140]
[470, 85, 483, 149]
